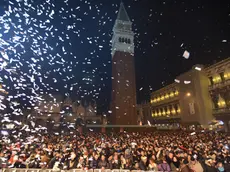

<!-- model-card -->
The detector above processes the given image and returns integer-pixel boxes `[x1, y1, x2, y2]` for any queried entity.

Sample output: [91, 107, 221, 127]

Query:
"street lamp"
[186, 92, 191, 97]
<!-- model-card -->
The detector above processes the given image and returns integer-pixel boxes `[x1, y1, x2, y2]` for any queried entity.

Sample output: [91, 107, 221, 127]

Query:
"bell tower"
[111, 2, 137, 125]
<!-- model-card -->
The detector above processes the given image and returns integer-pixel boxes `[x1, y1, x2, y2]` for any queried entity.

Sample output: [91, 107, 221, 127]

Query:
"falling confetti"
[190, 132, 196, 136]
[147, 120, 151, 126]
[183, 50, 190, 59]
[184, 80, 191, 84]
[195, 67, 202, 71]
[174, 79, 180, 83]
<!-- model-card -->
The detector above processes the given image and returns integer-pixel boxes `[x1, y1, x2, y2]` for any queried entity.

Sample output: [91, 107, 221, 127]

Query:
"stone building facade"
[32, 95, 101, 129]
[149, 57, 230, 130]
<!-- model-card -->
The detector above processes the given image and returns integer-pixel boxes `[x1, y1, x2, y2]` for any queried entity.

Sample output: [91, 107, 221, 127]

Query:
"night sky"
[0, 0, 230, 114]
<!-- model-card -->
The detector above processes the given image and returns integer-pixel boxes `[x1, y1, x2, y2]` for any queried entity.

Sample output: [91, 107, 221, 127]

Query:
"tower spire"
[117, 2, 131, 22]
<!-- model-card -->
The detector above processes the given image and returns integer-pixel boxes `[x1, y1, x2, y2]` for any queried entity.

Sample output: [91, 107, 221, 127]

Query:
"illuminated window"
[157, 97, 161, 102]
[223, 72, 229, 79]
[158, 109, 162, 116]
[175, 90, 179, 96]
[165, 94, 169, 99]
[162, 108, 166, 116]
[218, 100, 226, 108]
[170, 92, 174, 97]
[177, 107, 181, 113]
[171, 105, 176, 115]
[167, 109, 170, 115]
[161, 95, 165, 100]
[166, 106, 171, 115]
[213, 75, 221, 83]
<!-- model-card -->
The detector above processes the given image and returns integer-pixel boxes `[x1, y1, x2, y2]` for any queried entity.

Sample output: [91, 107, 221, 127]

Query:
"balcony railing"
[213, 107, 230, 115]
[209, 79, 230, 91]
[152, 114, 181, 120]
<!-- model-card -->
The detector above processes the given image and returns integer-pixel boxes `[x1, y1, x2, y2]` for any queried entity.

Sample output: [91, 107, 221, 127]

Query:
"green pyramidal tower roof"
[117, 2, 131, 22]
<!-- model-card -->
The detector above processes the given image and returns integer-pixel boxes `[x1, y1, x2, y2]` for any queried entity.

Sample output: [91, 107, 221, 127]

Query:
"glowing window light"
[218, 101, 226, 107]
[165, 94, 169, 99]
[153, 99, 157, 102]
[213, 76, 221, 83]
[177, 108, 181, 113]
[158, 111, 162, 116]
[161, 96, 165, 100]
[171, 109, 176, 115]
[175, 90, 179, 95]
[170, 92, 174, 97]
[157, 97, 161, 102]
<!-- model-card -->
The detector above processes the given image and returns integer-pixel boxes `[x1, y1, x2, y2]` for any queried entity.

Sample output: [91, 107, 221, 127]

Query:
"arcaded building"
[150, 57, 230, 130]
[32, 95, 101, 130]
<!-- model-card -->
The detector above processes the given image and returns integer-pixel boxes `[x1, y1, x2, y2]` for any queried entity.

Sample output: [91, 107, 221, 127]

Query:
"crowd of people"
[0, 131, 230, 172]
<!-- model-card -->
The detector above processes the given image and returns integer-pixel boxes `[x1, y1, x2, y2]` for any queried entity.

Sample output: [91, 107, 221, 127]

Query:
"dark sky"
[0, 0, 230, 114]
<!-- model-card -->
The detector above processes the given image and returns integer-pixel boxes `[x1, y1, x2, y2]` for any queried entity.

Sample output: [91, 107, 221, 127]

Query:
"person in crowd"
[0, 131, 230, 171]
[179, 159, 192, 172]
[98, 155, 108, 170]
[148, 158, 158, 171]
[189, 156, 204, 172]
[65, 152, 78, 170]
[158, 157, 171, 172]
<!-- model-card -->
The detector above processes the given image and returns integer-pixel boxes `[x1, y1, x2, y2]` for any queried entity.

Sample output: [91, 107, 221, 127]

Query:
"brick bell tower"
[110, 2, 137, 125]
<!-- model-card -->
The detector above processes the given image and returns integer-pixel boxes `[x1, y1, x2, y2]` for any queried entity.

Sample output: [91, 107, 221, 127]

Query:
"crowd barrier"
[2, 169, 175, 172]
